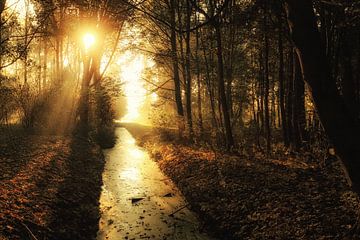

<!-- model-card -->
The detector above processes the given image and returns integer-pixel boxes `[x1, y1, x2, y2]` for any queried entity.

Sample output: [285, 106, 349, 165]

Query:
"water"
[97, 128, 213, 240]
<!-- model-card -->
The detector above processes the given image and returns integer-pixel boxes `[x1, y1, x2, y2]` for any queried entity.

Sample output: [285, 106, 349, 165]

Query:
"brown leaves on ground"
[147, 143, 359, 239]
[0, 134, 105, 240]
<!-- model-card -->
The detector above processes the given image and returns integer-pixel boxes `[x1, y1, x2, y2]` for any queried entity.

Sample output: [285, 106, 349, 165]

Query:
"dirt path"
[97, 128, 212, 240]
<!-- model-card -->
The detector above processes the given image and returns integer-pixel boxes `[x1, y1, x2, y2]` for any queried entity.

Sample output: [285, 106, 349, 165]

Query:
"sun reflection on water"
[128, 148, 145, 159]
[119, 167, 140, 181]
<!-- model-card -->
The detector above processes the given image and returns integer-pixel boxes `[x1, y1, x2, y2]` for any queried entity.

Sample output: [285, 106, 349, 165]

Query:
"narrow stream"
[97, 128, 213, 240]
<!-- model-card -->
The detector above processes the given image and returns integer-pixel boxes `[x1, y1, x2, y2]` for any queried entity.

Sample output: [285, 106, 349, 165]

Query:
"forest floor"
[0, 127, 105, 240]
[123, 123, 360, 240]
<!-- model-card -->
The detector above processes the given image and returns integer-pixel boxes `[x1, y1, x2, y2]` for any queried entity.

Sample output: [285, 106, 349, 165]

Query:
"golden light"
[6, 0, 35, 22]
[4, 64, 17, 76]
[151, 92, 158, 102]
[120, 53, 147, 123]
[120, 167, 140, 181]
[115, 24, 159, 124]
[83, 33, 95, 50]
[129, 148, 145, 158]
[63, 58, 69, 67]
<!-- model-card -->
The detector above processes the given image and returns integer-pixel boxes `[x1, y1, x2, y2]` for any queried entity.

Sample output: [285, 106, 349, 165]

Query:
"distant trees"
[135, 0, 360, 159]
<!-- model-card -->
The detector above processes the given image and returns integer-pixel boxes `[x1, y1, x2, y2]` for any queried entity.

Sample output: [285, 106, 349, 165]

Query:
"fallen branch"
[21, 223, 39, 240]
[169, 204, 189, 217]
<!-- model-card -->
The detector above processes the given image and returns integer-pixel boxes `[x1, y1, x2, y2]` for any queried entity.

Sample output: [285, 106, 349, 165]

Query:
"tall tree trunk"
[201, 27, 218, 131]
[263, 5, 271, 154]
[214, 21, 234, 150]
[258, 51, 264, 133]
[38, 41, 41, 93]
[43, 38, 48, 89]
[55, 38, 60, 82]
[285, 0, 360, 193]
[78, 52, 94, 133]
[169, 0, 184, 117]
[195, 17, 203, 136]
[278, 15, 289, 146]
[185, 0, 193, 138]
[294, 49, 308, 145]
[224, 0, 235, 120]
[292, 50, 302, 149]
[286, 50, 294, 146]
[23, 0, 29, 85]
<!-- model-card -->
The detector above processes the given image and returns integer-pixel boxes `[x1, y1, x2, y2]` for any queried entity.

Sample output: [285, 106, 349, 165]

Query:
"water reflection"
[119, 167, 140, 181]
[97, 128, 213, 240]
[128, 148, 144, 159]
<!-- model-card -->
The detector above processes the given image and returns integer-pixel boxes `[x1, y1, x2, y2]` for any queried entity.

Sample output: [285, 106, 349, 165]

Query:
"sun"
[83, 33, 95, 50]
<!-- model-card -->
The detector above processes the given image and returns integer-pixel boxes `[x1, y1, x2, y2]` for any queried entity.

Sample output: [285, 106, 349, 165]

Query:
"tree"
[191, 0, 235, 149]
[284, 0, 360, 193]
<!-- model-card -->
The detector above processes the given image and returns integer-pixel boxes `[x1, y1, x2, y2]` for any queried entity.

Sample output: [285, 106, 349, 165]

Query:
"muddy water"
[97, 128, 213, 240]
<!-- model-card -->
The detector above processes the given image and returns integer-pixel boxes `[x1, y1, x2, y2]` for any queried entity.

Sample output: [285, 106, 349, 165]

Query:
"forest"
[1, 0, 360, 239]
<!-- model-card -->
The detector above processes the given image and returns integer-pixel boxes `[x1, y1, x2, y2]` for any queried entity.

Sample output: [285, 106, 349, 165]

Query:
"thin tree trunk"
[200, 27, 218, 131]
[292, 50, 302, 149]
[195, 16, 203, 136]
[286, 50, 294, 146]
[214, 21, 234, 150]
[185, 0, 194, 138]
[278, 16, 289, 146]
[23, 0, 29, 85]
[43, 37, 47, 88]
[169, 0, 184, 117]
[263, 6, 271, 153]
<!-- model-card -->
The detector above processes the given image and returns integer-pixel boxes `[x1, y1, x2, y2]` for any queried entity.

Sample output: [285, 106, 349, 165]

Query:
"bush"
[94, 125, 116, 149]
[0, 75, 17, 124]
[90, 78, 120, 148]
[16, 84, 59, 131]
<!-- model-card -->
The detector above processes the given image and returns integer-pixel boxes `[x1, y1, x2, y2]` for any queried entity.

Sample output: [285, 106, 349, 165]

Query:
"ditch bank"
[123, 122, 360, 239]
[0, 133, 105, 240]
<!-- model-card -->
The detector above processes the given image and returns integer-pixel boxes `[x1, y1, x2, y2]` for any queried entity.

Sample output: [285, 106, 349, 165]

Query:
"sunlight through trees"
[1, 0, 360, 238]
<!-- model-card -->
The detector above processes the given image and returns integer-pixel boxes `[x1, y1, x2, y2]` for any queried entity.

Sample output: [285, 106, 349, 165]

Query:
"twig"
[169, 204, 189, 217]
[21, 223, 39, 240]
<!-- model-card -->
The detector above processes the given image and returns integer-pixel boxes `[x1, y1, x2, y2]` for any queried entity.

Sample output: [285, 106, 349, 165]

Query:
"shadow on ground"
[0, 132, 105, 240]
[48, 137, 105, 240]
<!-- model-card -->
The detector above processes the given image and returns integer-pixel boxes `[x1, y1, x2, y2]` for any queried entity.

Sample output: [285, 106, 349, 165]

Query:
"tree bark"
[285, 0, 360, 193]
[185, 0, 194, 138]
[278, 14, 289, 146]
[214, 21, 234, 149]
[263, 4, 271, 154]
[292, 50, 303, 149]
[195, 16, 203, 136]
[169, 0, 184, 117]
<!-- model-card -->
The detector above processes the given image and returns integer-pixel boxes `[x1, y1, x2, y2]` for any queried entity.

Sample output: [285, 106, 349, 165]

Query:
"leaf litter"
[0, 134, 105, 240]
[127, 127, 360, 240]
